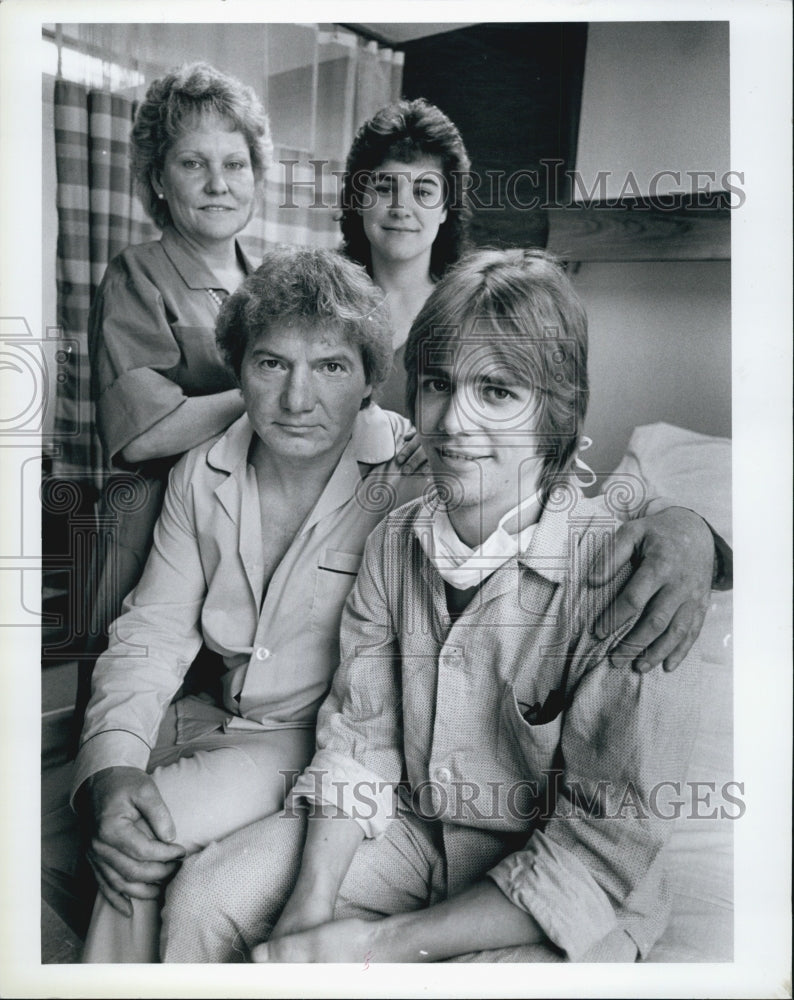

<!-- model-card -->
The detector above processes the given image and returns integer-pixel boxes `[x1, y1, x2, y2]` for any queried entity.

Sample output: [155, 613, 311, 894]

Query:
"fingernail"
[635, 660, 651, 673]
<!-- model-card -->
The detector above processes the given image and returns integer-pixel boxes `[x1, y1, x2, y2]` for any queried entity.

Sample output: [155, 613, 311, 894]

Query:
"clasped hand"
[81, 766, 185, 916]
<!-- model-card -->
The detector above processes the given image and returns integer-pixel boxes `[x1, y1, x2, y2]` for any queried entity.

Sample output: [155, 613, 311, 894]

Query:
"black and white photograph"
[0, 1, 791, 997]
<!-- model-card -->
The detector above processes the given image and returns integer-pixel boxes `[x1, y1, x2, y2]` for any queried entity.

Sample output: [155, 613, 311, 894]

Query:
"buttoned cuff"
[288, 749, 397, 839]
[70, 729, 152, 810]
[487, 829, 617, 961]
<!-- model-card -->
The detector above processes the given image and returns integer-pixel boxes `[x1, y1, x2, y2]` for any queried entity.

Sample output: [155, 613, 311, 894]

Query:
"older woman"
[84, 63, 271, 676]
[339, 98, 472, 415]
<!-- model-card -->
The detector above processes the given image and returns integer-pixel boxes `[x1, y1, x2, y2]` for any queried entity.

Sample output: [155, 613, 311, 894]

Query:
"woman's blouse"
[84, 226, 254, 639]
[89, 225, 251, 466]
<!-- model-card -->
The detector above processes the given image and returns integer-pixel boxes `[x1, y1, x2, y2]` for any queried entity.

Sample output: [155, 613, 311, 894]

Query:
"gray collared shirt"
[293, 492, 703, 960]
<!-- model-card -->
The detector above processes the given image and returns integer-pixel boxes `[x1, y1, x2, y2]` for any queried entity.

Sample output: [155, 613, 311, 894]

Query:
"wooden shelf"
[546, 195, 731, 262]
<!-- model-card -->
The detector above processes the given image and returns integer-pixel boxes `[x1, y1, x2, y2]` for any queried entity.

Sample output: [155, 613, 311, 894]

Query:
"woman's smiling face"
[153, 113, 256, 249]
[359, 155, 448, 269]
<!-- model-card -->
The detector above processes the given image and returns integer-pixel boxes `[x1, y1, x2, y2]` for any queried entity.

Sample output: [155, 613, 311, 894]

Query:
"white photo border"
[1, 1, 791, 997]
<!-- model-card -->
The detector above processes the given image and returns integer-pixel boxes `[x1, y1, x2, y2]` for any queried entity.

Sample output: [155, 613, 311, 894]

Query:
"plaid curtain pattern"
[242, 147, 346, 259]
[51, 79, 157, 488]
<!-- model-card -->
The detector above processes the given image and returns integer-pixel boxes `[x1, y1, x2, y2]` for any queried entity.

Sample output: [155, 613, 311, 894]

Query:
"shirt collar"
[414, 493, 540, 590]
[347, 404, 402, 464]
[517, 490, 586, 584]
[159, 226, 254, 291]
[206, 405, 399, 482]
[206, 412, 255, 475]
[415, 484, 585, 586]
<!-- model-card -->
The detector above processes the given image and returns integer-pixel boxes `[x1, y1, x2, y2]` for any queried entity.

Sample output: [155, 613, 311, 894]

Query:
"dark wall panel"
[401, 23, 587, 250]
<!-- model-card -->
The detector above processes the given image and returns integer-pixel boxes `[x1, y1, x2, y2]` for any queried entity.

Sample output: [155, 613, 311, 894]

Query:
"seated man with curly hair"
[72, 247, 422, 962]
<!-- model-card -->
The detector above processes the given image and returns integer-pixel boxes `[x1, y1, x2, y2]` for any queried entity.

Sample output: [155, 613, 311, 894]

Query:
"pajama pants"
[161, 807, 448, 962]
[81, 711, 315, 963]
[160, 807, 638, 964]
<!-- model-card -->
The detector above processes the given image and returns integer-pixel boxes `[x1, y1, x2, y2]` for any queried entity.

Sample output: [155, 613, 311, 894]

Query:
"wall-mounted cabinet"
[558, 21, 731, 262]
[400, 21, 730, 263]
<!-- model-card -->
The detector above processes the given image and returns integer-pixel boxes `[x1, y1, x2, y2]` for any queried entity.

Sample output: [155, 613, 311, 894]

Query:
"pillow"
[610, 421, 732, 547]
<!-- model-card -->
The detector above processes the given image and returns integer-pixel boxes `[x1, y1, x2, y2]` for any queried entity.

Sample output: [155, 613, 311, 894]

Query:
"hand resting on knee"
[77, 765, 186, 917]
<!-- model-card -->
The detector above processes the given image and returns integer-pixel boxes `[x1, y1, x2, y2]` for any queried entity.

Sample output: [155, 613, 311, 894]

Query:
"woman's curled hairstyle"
[130, 61, 273, 229]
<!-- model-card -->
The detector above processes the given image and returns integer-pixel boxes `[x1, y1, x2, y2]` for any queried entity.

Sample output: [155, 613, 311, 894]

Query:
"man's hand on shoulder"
[81, 766, 186, 915]
[589, 506, 715, 673]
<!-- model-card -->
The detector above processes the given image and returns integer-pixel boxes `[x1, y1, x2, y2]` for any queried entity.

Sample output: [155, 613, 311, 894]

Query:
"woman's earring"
[157, 193, 165, 200]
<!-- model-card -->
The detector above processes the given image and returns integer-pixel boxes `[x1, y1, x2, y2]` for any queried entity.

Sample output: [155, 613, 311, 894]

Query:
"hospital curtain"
[52, 81, 156, 487]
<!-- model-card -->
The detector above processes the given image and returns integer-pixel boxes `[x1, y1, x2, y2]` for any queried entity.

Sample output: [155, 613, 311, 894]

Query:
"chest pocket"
[310, 549, 362, 634]
[497, 682, 564, 777]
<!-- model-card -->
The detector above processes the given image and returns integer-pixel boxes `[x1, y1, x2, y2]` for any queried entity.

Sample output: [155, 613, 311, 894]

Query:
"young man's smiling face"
[416, 336, 546, 534]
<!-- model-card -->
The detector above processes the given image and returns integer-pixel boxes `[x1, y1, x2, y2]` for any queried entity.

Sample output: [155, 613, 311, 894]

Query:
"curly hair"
[340, 99, 472, 280]
[216, 246, 394, 407]
[130, 62, 273, 229]
[404, 248, 589, 503]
